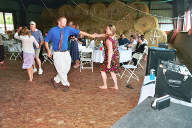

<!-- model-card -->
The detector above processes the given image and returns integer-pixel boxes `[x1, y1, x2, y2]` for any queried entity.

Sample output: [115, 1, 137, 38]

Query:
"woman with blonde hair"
[14, 27, 39, 82]
[95, 24, 120, 90]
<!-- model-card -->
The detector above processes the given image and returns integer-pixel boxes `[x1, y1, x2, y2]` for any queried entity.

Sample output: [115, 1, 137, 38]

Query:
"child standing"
[14, 27, 39, 82]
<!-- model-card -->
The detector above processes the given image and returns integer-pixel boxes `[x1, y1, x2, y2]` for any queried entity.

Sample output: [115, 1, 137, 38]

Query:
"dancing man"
[44, 16, 95, 92]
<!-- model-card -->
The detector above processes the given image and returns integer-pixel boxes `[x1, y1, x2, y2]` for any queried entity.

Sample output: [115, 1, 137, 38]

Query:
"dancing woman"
[14, 27, 39, 82]
[95, 25, 120, 90]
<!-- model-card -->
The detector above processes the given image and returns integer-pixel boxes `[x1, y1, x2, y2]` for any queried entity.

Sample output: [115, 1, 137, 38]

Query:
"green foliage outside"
[5, 15, 13, 24]
[0, 14, 4, 24]
[0, 13, 13, 24]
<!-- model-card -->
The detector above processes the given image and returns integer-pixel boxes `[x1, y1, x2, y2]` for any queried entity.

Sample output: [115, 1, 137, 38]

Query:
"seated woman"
[132, 35, 148, 66]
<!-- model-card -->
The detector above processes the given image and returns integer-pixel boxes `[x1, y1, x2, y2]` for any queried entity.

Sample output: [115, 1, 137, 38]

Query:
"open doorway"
[0, 12, 14, 34]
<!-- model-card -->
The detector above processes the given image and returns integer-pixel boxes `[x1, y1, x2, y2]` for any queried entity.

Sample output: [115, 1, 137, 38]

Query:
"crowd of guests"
[117, 33, 148, 66]
[0, 16, 149, 92]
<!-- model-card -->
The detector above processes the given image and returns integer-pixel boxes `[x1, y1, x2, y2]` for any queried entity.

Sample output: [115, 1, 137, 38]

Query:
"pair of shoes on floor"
[50, 79, 70, 92]
[51, 78, 59, 88]
[34, 68, 43, 75]
[63, 86, 70, 92]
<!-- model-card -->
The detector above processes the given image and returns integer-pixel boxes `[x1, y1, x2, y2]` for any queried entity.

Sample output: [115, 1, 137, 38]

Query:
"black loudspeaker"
[158, 43, 168, 49]
[145, 47, 176, 76]
[155, 61, 192, 102]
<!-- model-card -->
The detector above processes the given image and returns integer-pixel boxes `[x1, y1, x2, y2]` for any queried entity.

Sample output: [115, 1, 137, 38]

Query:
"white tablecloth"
[138, 76, 156, 104]
[80, 46, 132, 63]
[118, 48, 132, 63]
[93, 50, 104, 63]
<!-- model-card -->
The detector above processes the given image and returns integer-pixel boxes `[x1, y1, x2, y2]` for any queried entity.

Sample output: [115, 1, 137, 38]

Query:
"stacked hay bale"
[106, 0, 129, 20]
[57, 5, 74, 21]
[134, 15, 167, 46]
[74, 3, 90, 24]
[129, 3, 149, 17]
[89, 3, 107, 19]
[39, 8, 56, 32]
[112, 1, 134, 35]
[134, 15, 159, 34]
[88, 3, 108, 33]
[114, 2, 149, 35]
[39, 1, 167, 45]
[144, 29, 167, 47]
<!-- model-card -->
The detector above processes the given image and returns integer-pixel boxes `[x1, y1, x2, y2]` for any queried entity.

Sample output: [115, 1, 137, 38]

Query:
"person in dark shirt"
[78, 34, 86, 46]
[132, 35, 148, 66]
[118, 34, 130, 46]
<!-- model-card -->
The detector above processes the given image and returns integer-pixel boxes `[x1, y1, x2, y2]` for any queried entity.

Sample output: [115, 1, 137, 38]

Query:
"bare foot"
[28, 80, 33, 82]
[109, 86, 119, 90]
[99, 86, 107, 89]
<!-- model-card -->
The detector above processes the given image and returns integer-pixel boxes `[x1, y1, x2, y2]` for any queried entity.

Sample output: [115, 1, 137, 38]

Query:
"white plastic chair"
[120, 53, 144, 83]
[88, 40, 95, 49]
[80, 48, 93, 72]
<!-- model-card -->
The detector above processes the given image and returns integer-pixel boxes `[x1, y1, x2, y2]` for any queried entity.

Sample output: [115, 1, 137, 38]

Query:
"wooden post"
[148, 0, 151, 12]
[2, 12, 7, 32]
[19, 0, 28, 26]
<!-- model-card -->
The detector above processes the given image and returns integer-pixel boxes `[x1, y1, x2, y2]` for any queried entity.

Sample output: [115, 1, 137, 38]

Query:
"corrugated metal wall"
[150, 2, 174, 31]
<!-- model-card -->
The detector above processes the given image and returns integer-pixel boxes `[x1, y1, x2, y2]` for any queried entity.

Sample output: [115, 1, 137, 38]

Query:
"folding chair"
[138, 46, 148, 71]
[120, 53, 144, 83]
[42, 45, 54, 64]
[138, 59, 144, 70]
[7, 41, 22, 60]
[80, 48, 93, 72]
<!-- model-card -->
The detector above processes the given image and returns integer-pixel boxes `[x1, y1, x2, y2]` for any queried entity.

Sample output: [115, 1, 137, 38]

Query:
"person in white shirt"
[14, 27, 39, 82]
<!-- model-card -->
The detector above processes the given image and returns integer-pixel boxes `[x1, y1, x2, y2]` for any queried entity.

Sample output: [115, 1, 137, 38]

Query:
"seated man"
[118, 34, 131, 46]
[132, 35, 148, 66]
[125, 35, 137, 49]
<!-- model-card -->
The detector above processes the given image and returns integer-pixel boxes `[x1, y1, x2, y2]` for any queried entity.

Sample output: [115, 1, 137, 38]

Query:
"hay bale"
[74, 3, 90, 21]
[40, 8, 55, 21]
[89, 3, 107, 20]
[129, 3, 149, 15]
[144, 29, 167, 47]
[134, 15, 158, 34]
[106, 0, 129, 20]
[40, 8, 56, 31]
[81, 21, 106, 33]
[57, 5, 74, 19]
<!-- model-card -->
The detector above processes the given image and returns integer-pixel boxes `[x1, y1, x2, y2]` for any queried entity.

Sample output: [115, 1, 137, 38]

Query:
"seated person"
[118, 34, 131, 46]
[125, 35, 137, 49]
[142, 35, 148, 45]
[78, 34, 86, 46]
[132, 35, 148, 66]
[88, 39, 95, 49]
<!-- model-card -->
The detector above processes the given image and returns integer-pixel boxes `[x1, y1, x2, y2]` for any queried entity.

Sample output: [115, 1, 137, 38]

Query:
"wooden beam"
[19, 0, 28, 26]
